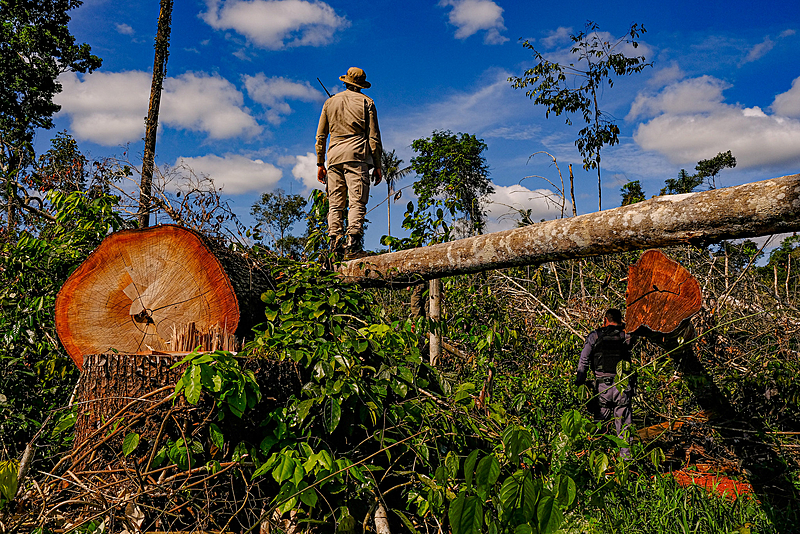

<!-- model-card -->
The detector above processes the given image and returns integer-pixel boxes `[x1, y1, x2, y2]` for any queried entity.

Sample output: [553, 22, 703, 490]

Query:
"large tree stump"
[55, 225, 274, 368]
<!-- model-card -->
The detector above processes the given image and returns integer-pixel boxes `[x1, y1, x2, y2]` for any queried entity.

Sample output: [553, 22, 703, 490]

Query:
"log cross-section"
[56, 225, 242, 368]
[338, 174, 800, 285]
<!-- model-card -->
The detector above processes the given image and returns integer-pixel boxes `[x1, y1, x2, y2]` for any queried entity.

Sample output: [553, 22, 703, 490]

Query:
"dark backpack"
[590, 325, 630, 374]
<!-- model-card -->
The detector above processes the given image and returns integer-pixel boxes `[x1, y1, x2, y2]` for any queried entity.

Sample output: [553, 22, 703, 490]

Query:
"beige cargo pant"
[327, 161, 370, 237]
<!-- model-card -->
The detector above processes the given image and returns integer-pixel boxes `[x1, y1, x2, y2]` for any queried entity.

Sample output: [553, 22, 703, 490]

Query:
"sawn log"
[338, 173, 800, 286]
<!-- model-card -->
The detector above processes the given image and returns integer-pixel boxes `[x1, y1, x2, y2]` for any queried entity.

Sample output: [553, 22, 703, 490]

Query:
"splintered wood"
[170, 322, 239, 352]
[626, 250, 702, 334]
[55, 225, 240, 369]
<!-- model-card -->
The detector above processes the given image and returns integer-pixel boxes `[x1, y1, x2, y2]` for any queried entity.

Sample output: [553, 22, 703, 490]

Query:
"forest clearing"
[4, 0, 800, 532]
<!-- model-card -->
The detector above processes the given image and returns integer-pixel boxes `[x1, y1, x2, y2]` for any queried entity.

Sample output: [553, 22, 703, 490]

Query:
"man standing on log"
[575, 308, 637, 457]
[316, 67, 383, 258]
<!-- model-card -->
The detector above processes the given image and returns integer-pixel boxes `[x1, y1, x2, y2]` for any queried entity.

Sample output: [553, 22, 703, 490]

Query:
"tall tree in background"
[0, 0, 102, 232]
[251, 189, 307, 257]
[138, 0, 174, 229]
[411, 130, 493, 236]
[509, 21, 651, 211]
[380, 149, 411, 237]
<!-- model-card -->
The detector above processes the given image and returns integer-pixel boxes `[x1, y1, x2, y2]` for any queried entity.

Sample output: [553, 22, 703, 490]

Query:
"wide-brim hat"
[339, 67, 371, 89]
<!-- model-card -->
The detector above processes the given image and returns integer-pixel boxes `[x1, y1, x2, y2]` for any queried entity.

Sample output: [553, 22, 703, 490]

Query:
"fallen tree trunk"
[339, 173, 800, 285]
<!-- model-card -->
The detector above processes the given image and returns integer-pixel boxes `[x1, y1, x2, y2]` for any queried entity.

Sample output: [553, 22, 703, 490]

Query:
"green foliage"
[620, 180, 645, 206]
[509, 21, 651, 210]
[0, 460, 18, 510]
[172, 350, 262, 418]
[0, 189, 123, 458]
[410, 130, 493, 235]
[250, 188, 307, 257]
[661, 151, 737, 195]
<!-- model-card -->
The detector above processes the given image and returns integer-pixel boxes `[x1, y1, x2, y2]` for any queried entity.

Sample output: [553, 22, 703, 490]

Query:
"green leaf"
[185, 364, 203, 405]
[521, 473, 540, 522]
[536, 495, 563, 534]
[273, 455, 298, 483]
[475, 454, 500, 489]
[0, 460, 19, 505]
[448, 491, 483, 534]
[393, 509, 416, 533]
[464, 449, 480, 489]
[445, 451, 459, 481]
[300, 482, 318, 507]
[514, 525, 533, 534]
[122, 432, 140, 457]
[554, 475, 576, 508]
[209, 423, 224, 450]
[324, 397, 342, 433]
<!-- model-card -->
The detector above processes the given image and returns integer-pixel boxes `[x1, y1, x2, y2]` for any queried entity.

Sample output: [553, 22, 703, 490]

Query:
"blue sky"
[45, 0, 800, 248]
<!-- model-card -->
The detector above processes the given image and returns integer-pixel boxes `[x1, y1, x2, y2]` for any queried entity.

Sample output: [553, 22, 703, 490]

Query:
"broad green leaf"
[475, 454, 500, 489]
[0, 460, 19, 504]
[300, 482, 318, 507]
[536, 495, 563, 534]
[122, 432, 140, 457]
[499, 473, 522, 520]
[393, 509, 416, 533]
[514, 525, 533, 534]
[324, 397, 342, 433]
[445, 451, 459, 481]
[464, 449, 480, 489]
[448, 491, 483, 534]
[590, 451, 609, 480]
[273, 455, 298, 483]
[185, 364, 203, 405]
[521, 473, 540, 522]
[555, 475, 576, 508]
[209, 423, 224, 450]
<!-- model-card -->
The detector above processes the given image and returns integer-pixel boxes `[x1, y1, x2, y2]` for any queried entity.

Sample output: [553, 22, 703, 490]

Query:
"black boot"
[343, 233, 367, 260]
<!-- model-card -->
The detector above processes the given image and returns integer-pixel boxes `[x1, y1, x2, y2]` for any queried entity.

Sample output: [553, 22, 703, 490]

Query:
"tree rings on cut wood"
[626, 249, 702, 334]
[55, 225, 240, 369]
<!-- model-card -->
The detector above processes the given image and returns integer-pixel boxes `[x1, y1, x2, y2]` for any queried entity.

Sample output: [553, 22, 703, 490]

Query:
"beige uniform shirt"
[316, 88, 382, 171]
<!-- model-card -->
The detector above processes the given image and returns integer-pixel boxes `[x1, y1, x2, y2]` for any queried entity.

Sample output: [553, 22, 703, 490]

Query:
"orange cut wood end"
[626, 249, 702, 334]
[55, 225, 239, 369]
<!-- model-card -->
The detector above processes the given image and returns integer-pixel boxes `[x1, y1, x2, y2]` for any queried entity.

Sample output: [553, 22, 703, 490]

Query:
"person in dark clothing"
[575, 308, 637, 457]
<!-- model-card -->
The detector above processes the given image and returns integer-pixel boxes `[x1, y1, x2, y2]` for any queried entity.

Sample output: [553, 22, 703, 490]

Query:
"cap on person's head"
[339, 67, 371, 89]
[604, 308, 624, 324]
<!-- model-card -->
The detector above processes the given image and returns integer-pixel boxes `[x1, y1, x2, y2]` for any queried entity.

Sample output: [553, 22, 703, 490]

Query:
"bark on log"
[55, 225, 274, 368]
[339, 174, 800, 286]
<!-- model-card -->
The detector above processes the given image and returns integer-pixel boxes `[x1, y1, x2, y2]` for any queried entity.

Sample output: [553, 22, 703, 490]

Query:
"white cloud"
[244, 74, 324, 125]
[115, 23, 135, 36]
[632, 76, 800, 168]
[646, 63, 685, 88]
[740, 37, 774, 65]
[539, 26, 572, 49]
[176, 154, 281, 194]
[771, 76, 800, 118]
[55, 71, 261, 145]
[56, 71, 152, 145]
[291, 152, 323, 192]
[779, 29, 796, 38]
[201, 0, 349, 50]
[483, 183, 561, 233]
[438, 0, 508, 45]
[163, 72, 261, 138]
[627, 76, 730, 120]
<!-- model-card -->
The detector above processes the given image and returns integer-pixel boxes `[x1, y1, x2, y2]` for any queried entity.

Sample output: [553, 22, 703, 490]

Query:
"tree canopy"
[509, 21, 651, 211]
[251, 188, 307, 257]
[410, 130, 493, 236]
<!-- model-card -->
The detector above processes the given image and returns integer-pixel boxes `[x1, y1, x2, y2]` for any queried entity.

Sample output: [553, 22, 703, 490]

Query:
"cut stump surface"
[56, 225, 240, 368]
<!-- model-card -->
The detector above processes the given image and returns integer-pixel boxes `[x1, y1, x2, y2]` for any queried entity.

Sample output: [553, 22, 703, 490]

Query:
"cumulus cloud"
[438, 0, 508, 45]
[632, 76, 800, 168]
[163, 72, 261, 138]
[55, 71, 261, 145]
[244, 74, 325, 125]
[771, 76, 800, 118]
[201, 0, 349, 50]
[290, 152, 323, 192]
[483, 183, 561, 233]
[176, 154, 281, 194]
